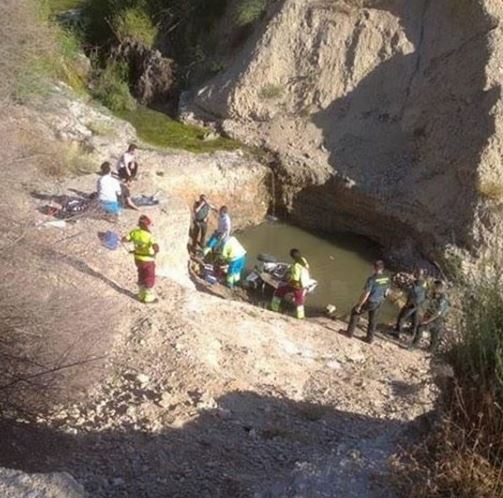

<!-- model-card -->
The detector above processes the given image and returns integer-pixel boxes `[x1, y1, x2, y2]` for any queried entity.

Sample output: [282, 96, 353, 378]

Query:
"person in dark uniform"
[346, 260, 390, 344]
[409, 280, 450, 352]
[393, 268, 427, 339]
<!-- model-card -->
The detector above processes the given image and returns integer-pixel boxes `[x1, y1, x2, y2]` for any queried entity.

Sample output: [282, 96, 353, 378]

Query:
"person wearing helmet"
[122, 215, 160, 303]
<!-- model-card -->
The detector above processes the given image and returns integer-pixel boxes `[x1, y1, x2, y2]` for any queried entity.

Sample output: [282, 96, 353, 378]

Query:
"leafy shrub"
[115, 7, 158, 47]
[93, 61, 136, 112]
[235, 0, 267, 27]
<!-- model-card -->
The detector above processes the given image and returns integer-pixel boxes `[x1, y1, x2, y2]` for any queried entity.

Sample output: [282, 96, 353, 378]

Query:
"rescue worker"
[218, 236, 247, 288]
[203, 206, 231, 256]
[392, 268, 427, 339]
[122, 215, 159, 303]
[191, 194, 212, 248]
[271, 249, 310, 319]
[346, 260, 390, 343]
[409, 280, 450, 352]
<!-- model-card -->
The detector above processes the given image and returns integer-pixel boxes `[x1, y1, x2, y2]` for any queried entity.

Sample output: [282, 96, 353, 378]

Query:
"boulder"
[0, 468, 85, 498]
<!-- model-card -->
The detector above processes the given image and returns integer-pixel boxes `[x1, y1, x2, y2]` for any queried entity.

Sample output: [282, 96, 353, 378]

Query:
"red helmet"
[138, 215, 152, 228]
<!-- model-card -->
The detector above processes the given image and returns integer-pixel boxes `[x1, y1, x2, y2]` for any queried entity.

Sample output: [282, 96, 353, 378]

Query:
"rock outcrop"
[111, 40, 178, 109]
[0, 468, 85, 498]
[185, 0, 503, 266]
[31, 85, 271, 231]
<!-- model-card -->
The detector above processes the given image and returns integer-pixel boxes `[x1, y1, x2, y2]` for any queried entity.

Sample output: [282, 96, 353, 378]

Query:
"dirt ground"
[0, 112, 438, 498]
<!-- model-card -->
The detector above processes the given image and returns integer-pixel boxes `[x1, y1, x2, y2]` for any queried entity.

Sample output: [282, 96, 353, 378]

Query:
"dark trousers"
[118, 163, 138, 181]
[135, 260, 156, 289]
[347, 301, 382, 341]
[191, 220, 208, 247]
[396, 304, 421, 336]
[412, 320, 444, 351]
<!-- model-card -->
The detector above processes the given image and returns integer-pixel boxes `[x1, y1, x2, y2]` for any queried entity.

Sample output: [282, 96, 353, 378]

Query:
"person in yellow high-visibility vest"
[219, 236, 247, 288]
[122, 215, 159, 303]
[271, 249, 310, 319]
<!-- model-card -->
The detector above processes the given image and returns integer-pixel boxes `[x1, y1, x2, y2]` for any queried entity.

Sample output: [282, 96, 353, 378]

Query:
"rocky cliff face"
[185, 0, 503, 266]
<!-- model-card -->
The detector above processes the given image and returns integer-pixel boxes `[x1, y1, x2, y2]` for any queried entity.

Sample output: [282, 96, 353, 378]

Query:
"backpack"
[195, 202, 210, 222]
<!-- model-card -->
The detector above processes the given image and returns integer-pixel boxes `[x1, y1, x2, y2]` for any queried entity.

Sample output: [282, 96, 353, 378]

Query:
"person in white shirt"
[97, 162, 122, 214]
[203, 205, 232, 256]
[117, 143, 139, 181]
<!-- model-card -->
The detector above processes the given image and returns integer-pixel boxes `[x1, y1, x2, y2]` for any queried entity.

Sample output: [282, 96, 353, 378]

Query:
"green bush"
[235, 0, 267, 27]
[93, 62, 136, 112]
[115, 6, 158, 46]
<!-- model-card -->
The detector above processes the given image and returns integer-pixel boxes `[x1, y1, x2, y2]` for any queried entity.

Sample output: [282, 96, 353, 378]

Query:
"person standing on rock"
[392, 268, 427, 340]
[191, 194, 213, 249]
[117, 143, 139, 181]
[203, 205, 232, 256]
[97, 161, 122, 215]
[219, 236, 247, 288]
[122, 215, 160, 303]
[346, 260, 390, 343]
[271, 249, 311, 319]
[409, 280, 450, 352]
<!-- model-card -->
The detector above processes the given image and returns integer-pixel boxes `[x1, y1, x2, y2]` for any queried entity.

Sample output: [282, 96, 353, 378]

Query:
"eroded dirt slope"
[186, 0, 503, 266]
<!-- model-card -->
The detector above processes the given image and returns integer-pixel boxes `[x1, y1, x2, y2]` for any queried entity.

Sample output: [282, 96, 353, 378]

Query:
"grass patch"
[235, 0, 267, 27]
[115, 7, 158, 47]
[85, 120, 116, 137]
[259, 84, 283, 99]
[46, 0, 84, 15]
[116, 106, 241, 153]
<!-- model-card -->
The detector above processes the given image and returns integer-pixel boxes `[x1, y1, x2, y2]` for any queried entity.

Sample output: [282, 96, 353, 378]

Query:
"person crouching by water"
[346, 260, 390, 343]
[203, 206, 231, 256]
[392, 267, 427, 340]
[122, 215, 159, 303]
[271, 249, 310, 320]
[409, 280, 450, 352]
[218, 236, 247, 288]
[97, 161, 122, 215]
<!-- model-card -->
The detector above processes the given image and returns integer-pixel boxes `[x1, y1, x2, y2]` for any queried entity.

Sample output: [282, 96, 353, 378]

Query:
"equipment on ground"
[245, 253, 318, 295]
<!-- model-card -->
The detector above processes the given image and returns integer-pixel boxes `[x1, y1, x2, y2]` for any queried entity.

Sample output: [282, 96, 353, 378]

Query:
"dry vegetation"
[0, 0, 55, 104]
[0, 1, 113, 418]
[391, 258, 503, 497]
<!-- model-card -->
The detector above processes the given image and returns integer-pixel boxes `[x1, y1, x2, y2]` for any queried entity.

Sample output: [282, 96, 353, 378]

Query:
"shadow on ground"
[0, 390, 417, 498]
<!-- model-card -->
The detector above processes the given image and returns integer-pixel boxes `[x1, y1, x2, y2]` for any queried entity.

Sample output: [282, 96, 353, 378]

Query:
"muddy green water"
[239, 221, 395, 319]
